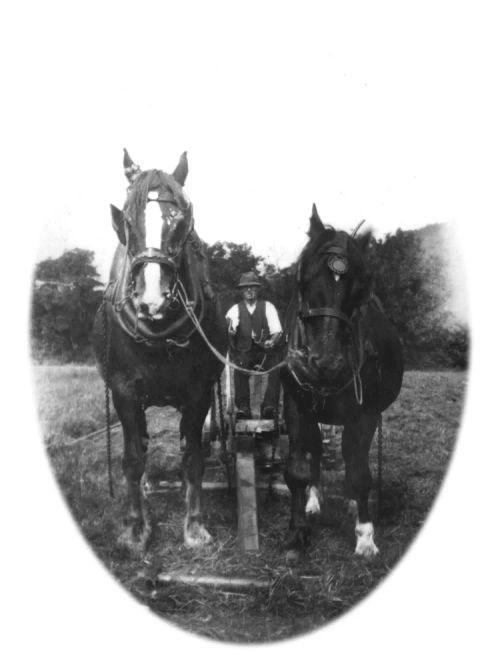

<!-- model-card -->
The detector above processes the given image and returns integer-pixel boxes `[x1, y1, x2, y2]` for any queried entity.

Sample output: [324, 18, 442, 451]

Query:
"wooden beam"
[156, 573, 270, 591]
[236, 451, 259, 551]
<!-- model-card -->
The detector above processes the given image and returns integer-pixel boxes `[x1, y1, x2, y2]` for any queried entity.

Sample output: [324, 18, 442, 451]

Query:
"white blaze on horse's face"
[141, 199, 166, 319]
[145, 197, 164, 248]
[141, 263, 164, 318]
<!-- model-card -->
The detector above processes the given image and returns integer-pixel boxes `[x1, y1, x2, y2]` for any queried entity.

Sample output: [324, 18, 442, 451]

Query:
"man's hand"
[263, 332, 282, 349]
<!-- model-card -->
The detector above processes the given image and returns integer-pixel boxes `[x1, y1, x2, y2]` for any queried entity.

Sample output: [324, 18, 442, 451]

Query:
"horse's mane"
[123, 170, 185, 224]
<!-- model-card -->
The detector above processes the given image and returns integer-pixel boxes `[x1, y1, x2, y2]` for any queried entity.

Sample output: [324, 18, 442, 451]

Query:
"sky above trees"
[22, 2, 492, 295]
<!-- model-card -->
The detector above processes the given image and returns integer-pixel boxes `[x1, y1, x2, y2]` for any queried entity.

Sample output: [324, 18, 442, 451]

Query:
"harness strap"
[300, 306, 355, 333]
[130, 248, 177, 272]
[287, 302, 367, 405]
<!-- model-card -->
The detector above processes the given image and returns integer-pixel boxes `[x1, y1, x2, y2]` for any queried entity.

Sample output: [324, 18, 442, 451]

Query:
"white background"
[1, 1, 499, 665]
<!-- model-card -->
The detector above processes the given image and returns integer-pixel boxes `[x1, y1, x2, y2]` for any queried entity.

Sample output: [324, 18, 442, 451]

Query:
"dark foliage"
[363, 226, 468, 368]
[204, 241, 286, 314]
[31, 249, 103, 362]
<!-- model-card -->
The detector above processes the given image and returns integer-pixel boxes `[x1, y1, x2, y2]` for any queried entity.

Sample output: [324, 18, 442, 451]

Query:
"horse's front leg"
[283, 390, 322, 557]
[342, 411, 379, 558]
[113, 392, 151, 554]
[180, 391, 212, 548]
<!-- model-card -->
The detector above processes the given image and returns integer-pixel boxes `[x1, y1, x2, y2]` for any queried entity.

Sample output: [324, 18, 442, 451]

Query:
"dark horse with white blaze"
[282, 205, 404, 559]
[92, 150, 226, 552]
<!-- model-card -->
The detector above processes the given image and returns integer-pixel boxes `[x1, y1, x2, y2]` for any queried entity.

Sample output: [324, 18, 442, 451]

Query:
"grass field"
[36, 364, 467, 642]
[33, 364, 117, 447]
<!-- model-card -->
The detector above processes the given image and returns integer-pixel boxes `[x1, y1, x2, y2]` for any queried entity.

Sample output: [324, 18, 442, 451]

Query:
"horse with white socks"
[282, 205, 403, 559]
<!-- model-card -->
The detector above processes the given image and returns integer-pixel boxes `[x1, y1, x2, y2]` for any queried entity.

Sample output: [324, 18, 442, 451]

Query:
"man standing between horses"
[226, 271, 283, 420]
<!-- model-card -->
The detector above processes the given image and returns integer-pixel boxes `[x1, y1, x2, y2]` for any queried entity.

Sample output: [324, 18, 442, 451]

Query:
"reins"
[377, 413, 383, 521]
[177, 283, 287, 377]
[102, 301, 115, 498]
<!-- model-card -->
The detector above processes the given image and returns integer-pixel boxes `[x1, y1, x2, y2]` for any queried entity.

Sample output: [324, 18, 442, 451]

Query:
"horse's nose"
[138, 301, 162, 318]
[308, 350, 344, 377]
[147, 302, 160, 316]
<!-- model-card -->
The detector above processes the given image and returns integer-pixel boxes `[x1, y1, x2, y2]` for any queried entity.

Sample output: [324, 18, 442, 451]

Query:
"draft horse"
[92, 150, 226, 552]
[282, 205, 403, 558]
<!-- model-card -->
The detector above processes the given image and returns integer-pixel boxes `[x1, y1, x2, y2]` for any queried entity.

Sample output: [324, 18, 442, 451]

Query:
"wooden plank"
[236, 451, 259, 552]
[235, 419, 276, 434]
[152, 480, 292, 494]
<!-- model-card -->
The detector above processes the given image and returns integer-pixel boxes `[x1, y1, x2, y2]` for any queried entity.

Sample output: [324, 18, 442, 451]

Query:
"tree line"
[31, 224, 468, 368]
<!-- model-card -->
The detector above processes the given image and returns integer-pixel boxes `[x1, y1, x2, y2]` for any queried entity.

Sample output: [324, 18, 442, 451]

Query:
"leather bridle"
[288, 237, 364, 405]
[129, 247, 178, 273]
[105, 197, 204, 347]
[126, 197, 194, 276]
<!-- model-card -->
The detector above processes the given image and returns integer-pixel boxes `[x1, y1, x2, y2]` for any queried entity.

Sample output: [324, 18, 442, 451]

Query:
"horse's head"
[110, 150, 193, 321]
[292, 204, 372, 385]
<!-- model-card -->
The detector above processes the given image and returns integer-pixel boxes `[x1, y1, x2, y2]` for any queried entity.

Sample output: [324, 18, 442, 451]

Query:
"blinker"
[328, 254, 349, 275]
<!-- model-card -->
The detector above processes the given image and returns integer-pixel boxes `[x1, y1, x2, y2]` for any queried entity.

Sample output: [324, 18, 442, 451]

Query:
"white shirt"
[225, 301, 282, 336]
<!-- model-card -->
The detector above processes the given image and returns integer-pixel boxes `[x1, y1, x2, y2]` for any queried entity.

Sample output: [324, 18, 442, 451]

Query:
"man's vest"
[234, 301, 270, 351]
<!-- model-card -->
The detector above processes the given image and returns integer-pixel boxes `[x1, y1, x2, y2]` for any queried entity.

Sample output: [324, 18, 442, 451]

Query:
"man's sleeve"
[225, 304, 239, 329]
[265, 302, 282, 335]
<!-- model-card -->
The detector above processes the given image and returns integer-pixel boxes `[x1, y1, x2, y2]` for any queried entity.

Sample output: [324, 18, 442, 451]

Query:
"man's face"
[241, 286, 259, 303]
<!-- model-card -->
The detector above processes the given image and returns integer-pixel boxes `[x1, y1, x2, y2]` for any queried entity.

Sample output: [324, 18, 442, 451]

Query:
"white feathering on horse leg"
[183, 517, 213, 548]
[354, 520, 379, 558]
[183, 481, 212, 548]
[305, 485, 321, 514]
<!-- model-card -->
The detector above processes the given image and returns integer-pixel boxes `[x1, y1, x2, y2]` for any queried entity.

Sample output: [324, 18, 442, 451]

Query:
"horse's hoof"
[354, 521, 379, 559]
[117, 519, 151, 556]
[305, 485, 321, 515]
[283, 527, 309, 554]
[184, 519, 212, 549]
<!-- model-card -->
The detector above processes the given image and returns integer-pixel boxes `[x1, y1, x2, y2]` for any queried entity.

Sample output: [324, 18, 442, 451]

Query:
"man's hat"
[238, 271, 261, 288]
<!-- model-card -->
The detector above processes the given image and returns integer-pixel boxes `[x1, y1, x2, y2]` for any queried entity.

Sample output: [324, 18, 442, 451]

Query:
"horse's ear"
[308, 203, 325, 238]
[123, 148, 141, 184]
[355, 229, 373, 254]
[110, 204, 126, 245]
[172, 151, 188, 186]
